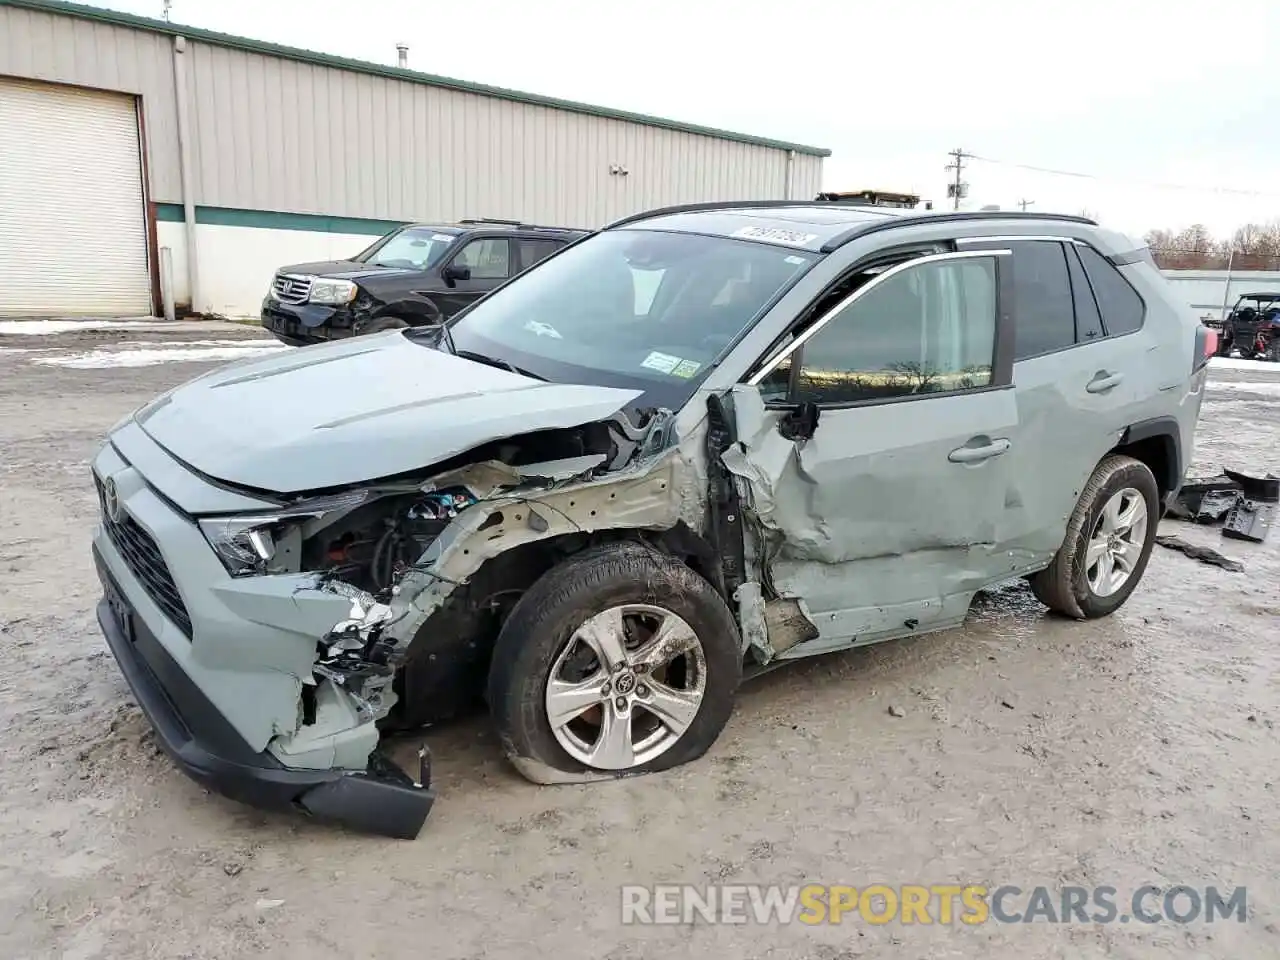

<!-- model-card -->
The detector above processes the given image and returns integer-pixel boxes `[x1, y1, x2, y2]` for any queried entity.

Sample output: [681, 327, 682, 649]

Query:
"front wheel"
[488, 542, 742, 784]
[1029, 454, 1160, 619]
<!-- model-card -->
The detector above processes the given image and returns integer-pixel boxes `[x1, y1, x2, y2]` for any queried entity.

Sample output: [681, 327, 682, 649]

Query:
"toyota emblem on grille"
[103, 476, 121, 523]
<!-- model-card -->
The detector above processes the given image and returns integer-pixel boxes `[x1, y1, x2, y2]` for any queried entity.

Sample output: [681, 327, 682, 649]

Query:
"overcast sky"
[89, 0, 1280, 240]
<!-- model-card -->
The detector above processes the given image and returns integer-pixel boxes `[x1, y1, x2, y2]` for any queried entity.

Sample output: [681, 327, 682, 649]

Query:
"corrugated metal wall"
[0, 5, 183, 199]
[0, 4, 824, 227]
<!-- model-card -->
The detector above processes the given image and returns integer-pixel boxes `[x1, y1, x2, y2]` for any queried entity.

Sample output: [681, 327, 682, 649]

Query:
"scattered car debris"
[1154, 536, 1245, 573]
[1222, 469, 1279, 544]
[1168, 469, 1277, 545]
[887, 705, 906, 718]
[1166, 476, 1243, 523]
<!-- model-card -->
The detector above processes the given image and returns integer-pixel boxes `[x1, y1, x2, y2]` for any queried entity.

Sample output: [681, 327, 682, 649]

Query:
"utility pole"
[945, 148, 970, 210]
[162, 0, 171, 21]
[1018, 198, 1035, 211]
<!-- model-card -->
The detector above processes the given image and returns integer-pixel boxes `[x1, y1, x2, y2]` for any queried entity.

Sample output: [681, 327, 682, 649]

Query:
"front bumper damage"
[90, 405, 707, 838]
[95, 548, 435, 838]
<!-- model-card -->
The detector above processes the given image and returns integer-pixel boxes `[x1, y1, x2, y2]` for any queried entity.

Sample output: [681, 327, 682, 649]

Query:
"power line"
[968, 153, 1280, 199]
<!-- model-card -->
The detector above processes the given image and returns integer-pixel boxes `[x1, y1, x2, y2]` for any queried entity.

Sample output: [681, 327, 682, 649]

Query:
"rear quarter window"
[1076, 244, 1145, 336]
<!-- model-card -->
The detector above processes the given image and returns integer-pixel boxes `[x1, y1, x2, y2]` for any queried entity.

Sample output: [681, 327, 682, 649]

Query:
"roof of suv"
[606, 201, 1100, 255]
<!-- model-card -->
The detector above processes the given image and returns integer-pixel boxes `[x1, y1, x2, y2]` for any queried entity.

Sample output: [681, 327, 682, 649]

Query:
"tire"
[358, 315, 409, 336]
[488, 541, 742, 784]
[1029, 454, 1160, 620]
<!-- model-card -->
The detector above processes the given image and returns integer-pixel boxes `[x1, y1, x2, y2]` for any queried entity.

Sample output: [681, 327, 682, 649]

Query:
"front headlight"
[309, 279, 358, 305]
[199, 489, 370, 577]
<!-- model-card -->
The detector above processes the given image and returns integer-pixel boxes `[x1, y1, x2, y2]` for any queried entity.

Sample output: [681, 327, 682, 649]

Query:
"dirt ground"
[0, 323, 1277, 960]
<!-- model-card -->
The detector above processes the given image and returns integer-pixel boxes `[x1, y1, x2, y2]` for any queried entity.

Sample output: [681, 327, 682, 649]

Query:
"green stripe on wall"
[155, 203, 408, 236]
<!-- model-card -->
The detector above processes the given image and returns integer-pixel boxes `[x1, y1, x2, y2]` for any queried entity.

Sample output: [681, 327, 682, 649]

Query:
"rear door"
[957, 236, 1155, 563]
[514, 237, 568, 272]
[731, 249, 1021, 653]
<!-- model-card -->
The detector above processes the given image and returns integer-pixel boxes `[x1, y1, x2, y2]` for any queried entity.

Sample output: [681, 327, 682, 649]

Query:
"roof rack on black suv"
[261, 217, 590, 346]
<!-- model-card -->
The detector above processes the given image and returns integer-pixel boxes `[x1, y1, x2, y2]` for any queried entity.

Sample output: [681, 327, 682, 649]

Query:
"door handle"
[948, 438, 1011, 463]
[1086, 371, 1124, 393]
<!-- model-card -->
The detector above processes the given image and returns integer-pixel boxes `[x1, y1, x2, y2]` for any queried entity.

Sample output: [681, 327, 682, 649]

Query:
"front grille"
[96, 476, 193, 639]
[272, 273, 312, 305]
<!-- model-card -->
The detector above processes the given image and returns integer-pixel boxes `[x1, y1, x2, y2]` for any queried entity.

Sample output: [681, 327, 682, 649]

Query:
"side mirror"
[442, 263, 471, 285]
[779, 401, 820, 442]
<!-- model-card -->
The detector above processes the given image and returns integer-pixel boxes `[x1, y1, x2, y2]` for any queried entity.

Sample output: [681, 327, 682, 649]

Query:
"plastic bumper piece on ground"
[94, 548, 435, 839]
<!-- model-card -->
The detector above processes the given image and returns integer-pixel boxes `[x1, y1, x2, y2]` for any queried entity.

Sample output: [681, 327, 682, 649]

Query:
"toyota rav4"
[91, 201, 1210, 838]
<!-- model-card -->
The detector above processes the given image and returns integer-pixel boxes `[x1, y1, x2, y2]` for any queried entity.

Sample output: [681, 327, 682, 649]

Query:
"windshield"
[443, 229, 818, 408]
[355, 227, 457, 270]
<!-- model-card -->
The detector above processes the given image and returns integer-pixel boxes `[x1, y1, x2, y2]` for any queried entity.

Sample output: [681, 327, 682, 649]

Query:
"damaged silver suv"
[91, 201, 1212, 837]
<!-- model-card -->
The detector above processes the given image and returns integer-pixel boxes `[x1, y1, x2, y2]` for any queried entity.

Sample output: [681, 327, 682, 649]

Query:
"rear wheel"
[488, 542, 742, 783]
[1029, 455, 1160, 619]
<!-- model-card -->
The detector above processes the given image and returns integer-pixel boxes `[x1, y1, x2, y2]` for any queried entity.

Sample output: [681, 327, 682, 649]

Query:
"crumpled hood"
[279, 260, 416, 281]
[131, 332, 642, 495]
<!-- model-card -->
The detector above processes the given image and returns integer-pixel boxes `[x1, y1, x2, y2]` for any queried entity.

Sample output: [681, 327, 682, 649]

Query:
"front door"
[728, 249, 1021, 655]
[433, 237, 513, 316]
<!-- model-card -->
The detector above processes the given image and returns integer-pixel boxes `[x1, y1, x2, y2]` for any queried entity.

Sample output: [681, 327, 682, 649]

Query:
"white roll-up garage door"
[0, 77, 151, 317]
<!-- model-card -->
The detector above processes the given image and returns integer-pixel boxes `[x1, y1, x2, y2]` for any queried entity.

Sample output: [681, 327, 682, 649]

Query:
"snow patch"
[34, 343, 288, 369]
[0, 319, 159, 336]
[1210, 356, 1279, 371]
[1205, 380, 1280, 397]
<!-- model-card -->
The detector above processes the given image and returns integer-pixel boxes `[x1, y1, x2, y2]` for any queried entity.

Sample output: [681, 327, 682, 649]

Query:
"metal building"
[0, 0, 829, 318]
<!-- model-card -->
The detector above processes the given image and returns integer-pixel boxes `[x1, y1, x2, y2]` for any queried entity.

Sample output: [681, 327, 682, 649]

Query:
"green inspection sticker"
[670, 359, 702, 378]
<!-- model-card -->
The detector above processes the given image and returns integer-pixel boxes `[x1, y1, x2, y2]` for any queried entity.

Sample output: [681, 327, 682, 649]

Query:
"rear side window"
[1076, 244, 1145, 336]
[1010, 241, 1075, 359]
[1065, 244, 1104, 342]
[516, 238, 564, 270]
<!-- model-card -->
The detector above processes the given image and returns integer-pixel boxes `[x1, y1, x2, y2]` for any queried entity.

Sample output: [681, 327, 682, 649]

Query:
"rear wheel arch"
[1113, 417, 1181, 501]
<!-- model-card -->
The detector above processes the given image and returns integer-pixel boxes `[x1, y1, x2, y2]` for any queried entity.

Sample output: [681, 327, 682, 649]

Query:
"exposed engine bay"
[273, 410, 685, 741]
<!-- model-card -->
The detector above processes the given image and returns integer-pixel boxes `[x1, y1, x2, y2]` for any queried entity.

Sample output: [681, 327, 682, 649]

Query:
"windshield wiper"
[455, 349, 547, 381]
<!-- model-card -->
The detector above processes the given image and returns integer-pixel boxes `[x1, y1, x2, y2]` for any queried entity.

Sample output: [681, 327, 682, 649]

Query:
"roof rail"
[603, 199, 855, 230]
[457, 217, 590, 233]
[819, 209, 1099, 252]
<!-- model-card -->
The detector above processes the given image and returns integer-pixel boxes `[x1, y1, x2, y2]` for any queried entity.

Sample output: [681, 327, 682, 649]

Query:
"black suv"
[261, 218, 588, 345]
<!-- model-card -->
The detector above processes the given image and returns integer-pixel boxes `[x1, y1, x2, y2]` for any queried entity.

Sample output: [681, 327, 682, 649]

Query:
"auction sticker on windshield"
[731, 226, 818, 246]
[641, 351, 682, 374]
[671, 359, 701, 378]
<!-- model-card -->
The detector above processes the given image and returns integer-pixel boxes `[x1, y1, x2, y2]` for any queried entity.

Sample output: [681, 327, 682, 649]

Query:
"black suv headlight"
[309, 279, 358, 305]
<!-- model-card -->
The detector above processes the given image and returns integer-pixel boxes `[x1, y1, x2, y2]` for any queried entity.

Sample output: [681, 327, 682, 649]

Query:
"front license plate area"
[103, 575, 135, 644]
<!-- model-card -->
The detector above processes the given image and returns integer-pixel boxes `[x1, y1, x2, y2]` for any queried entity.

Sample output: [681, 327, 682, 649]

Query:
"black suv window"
[1010, 241, 1075, 359]
[1075, 244, 1145, 336]
[1065, 244, 1104, 342]
[769, 255, 999, 406]
[517, 238, 565, 269]
[454, 238, 511, 280]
